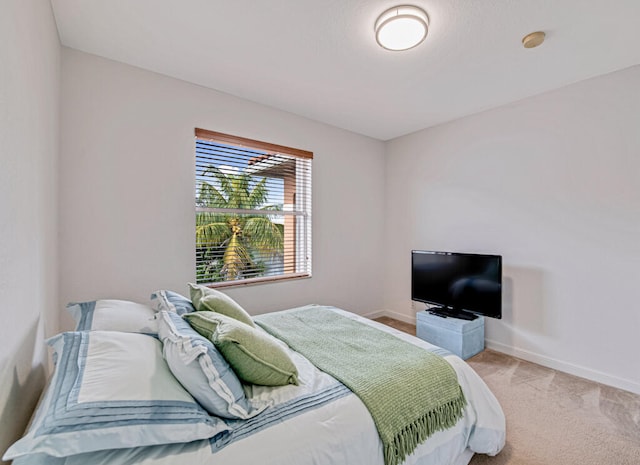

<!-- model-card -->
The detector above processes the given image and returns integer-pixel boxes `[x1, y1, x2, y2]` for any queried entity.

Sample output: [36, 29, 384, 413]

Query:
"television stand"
[416, 311, 485, 360]
[428, 307, 478, 321]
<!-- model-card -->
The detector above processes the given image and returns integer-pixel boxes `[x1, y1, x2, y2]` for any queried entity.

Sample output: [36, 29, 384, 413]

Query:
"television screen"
[411, 251, 502, 319]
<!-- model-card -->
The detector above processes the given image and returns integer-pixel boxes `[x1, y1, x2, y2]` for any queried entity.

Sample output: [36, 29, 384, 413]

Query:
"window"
[195, 129, 312, 287]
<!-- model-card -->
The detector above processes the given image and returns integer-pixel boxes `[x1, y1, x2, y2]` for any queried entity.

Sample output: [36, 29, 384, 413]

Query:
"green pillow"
[183, 312, 298, 387]
[188, 283, 255, 327]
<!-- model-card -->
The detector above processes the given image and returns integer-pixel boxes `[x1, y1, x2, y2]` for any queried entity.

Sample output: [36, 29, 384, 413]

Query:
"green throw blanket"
[255, 306, 467, 465]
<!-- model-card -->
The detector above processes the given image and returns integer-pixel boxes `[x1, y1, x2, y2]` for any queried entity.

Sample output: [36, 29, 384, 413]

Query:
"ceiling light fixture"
[522, 31, 546, 49]
[375, 5, 429, 51]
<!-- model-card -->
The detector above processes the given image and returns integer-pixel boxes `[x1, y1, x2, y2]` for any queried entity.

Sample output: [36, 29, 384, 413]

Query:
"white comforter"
[17, 308, 505, 465]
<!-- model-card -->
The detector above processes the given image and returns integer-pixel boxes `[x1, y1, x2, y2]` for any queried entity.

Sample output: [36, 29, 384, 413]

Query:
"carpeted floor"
[374, 317, 640, 465]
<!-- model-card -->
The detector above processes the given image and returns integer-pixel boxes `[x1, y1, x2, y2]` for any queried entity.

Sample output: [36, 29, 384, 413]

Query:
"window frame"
[194, 128, 312, 288]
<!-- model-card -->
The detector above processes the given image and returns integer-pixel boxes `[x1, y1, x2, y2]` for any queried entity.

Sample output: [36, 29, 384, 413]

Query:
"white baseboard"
[360, 309, 386, 320]
[383, 309, 416, 324]
[485, 339, 640, 395]
[362, 311, 640, 395]
[362, 309, 417, 325]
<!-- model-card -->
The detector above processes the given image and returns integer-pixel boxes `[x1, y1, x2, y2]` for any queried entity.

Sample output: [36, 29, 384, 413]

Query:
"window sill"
[204, 273, 311, 289]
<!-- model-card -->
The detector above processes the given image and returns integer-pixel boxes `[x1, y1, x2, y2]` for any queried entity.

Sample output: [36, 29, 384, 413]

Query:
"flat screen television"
[411, 250, 502, 320]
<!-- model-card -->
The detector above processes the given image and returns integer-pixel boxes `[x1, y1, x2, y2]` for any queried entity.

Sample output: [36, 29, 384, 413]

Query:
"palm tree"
[196, 166, 284, 283]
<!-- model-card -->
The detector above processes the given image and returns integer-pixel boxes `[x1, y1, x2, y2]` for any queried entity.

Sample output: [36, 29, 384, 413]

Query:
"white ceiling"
[51, 0, 640, 141]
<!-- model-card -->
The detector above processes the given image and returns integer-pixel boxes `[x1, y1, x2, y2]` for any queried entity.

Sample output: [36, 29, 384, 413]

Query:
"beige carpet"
[467, 350, 640, 465]
[373, 318, 640, 464]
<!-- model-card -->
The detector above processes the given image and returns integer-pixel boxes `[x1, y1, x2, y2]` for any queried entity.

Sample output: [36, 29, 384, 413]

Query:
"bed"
[4, 289, 505, 465]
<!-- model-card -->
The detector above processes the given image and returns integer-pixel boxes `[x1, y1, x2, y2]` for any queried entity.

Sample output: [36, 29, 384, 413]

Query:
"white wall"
[383, 66, 640, 394]
[0, 0, 60, 457]
[59, 48, 386, 328]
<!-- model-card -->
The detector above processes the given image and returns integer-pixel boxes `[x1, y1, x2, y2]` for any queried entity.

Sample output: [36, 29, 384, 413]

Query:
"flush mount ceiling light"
[375, 5, 429, 51]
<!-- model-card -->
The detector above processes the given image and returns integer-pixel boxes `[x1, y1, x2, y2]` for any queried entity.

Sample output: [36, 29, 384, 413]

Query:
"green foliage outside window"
[196, 166, 284, 284]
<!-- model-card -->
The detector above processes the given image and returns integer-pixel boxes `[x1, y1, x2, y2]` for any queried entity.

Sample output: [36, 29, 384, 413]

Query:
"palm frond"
[196, 222, 231, 246]
[260, 204, 283, 211]
[198, 182, 228, 208]
[247, 177, 269, 209]
[243, 216, 284, 257]
[228, 174, 251, 209]
[196, 211, 229, 227]
[201, 166, 234, 198]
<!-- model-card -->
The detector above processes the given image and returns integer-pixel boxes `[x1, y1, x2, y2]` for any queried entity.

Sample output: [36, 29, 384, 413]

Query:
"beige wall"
[383, 65, 640, 394]
[0, 0, 60, 457]
[59, 48, 386, 328]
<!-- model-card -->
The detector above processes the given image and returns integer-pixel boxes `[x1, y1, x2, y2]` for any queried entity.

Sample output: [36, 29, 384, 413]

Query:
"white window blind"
[195, 129, 312, 287]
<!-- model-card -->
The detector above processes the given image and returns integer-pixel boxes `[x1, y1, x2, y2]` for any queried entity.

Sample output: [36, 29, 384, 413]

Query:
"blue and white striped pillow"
[157, 311, 267, 419]
[150, 290, 196, 315]
[3, 330, 228, 461]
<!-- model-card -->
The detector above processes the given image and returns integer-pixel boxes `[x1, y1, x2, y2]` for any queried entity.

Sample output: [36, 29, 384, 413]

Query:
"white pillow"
[67, 299, 158, 335]
[3, 331, 228, 460]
